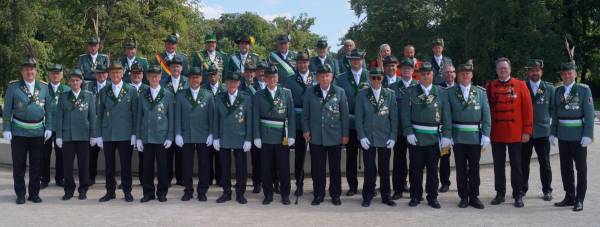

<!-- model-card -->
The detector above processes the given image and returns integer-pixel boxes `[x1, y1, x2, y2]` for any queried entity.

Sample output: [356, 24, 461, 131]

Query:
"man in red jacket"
[486, 57, 533, 208]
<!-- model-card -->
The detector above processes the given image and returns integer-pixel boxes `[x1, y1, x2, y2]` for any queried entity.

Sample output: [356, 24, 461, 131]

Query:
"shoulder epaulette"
[79, 54, 87, 57]
[475, 85, 486, 91]
[577, 83, 589, 88]
[38, 80, 48, 85]
[8, 80, 19, 84]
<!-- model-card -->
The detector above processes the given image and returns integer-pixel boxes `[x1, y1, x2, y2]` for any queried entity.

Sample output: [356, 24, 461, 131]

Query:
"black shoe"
[262, 195, 273, 205]
[181, 193, 193, 201]
[282, 196, 291, 205]
[573, 201, 583, 212]
[40, 182, 49, 189]
[28, 195, 42, 203]
[124, 193, 134, 202]
[216, 193, 231, 203]
[458, 198, 469, 208]
[439, 185, 450, 193]
[62, 194, 73, 201]
[16, 196, 26, 205]
[469, 197, 485, 209]
[99, 193, 116, 202]
[490, 194, 505, 205]
[427, 198, 441, 209]
[56, 179, 65, 187]
[345, 189, 357, 196]
[382, 199, 397, 207]
[197, 194, 207, 202]
[118, 184, 123, 189]
[311, 197, 323, 206]
[554, 197, 575, 207]
[236, 195, 247, 204]
[391, 192, 403, 200]
[78, 192, 87, 200]
[89, 179, 96, 186]
[543, 192, 553, 201]
[361, 200, 371, 207]
[157, 196, 167, 202]
[294, 187, 303, 196]
[252, 185, 261, 194]
[514, 196, 524, 208]
[332, 197, 342, 206]
[140, 196, 155, 203]
[408, 198, 420, 207]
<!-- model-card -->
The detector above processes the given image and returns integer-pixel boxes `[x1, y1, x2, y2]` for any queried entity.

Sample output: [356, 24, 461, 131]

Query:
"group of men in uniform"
[3, 34, 595, 212]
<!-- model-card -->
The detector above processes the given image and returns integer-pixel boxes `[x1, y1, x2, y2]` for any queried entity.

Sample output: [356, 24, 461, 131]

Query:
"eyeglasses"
[370, 76, 383, 81]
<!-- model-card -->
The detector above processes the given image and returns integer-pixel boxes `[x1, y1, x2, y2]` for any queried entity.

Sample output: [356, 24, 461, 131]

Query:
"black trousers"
[558, 140, 587, 202]
[11, 136, 43, 197]
[439, 147, 451, 186]
[521, 137, 552, 194]
[41, 132, 63, 184]
[250, 145, 261, 187]
[166, 145, 183, 184]
[137, 149, 144, 185]
[362, 147, 391, 201]
[393, 136, 409, 193]
[453, 143, 481, 199]
[219, 148, 247, 195]
[104, 141, 133, 194]
[310, 145, 341, 198]
[62, 141, 89, 195]
[409, 144, 439, 200]
[491, 142, 524, 197]
[182, 143, 210, 195]
[89, 145, 101, 182]
[294, 130, 307, 187]
[346, 129, 359, 190]
[142, 144, 168, 197]
[261, 143, 291, 197]
[208, 146, 222, 185]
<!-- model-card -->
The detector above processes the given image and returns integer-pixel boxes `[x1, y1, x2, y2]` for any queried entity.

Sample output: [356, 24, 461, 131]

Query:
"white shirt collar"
[171, 76, 180, 90]
[386, 75, 397, 84]
[228, 89, 238, 103]
[240, 52, 248, 59]
[51, 82, 60, 92]
[300, 72, 309, 84]
[460, 83, 471, 101]
[280, 51, 289, 59]
[499, 76, 511, 82]
[166, 51, 176, 60]
[434, 55, 443, 65]
[529, 80, 541, 87]
[564, 81, 575, 97]
[445, 81, 455, 87]
[351, 68, 363, 83]
[90, 53, 98, 61]
[97, 80, 106, 89]
[372, 87, 382, 101]
[127, 57, 135, 66]
[208, 50, 216, 56]
[150, 85, 161, 99]
[268, 86, 278, 98]
[321, 85, 330, 97]
[72, 89, 81, 98]
[402, 79, 412, 88]
[258, 80, 266, 90]
[420, 83, 433, 95]
[210, 82, 220, 94]
[191, 87, 200, 99]
[131, 82, 142, 90]
[112, 81, 123, 96]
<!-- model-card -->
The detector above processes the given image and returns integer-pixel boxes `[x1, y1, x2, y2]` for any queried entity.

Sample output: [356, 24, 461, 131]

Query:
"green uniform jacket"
[401, 84, 452, 146]
[203, 82, 226, 96]
[227, 52, 260, 74]
[283, 72, 317, 131]
[252, 86, 295, 144]
[526, 80, 555, 138]
[175, 88, 214, 143]
[191, 49, 228, 81]
[551, 83, 595, 141]
[269, 51, 298, 79]
[56, 90, 97, 141]
[390, 79, 419, 137]
[137, 87, 175, 144]
[355, 88, 398, 147]
[213, 91, 253, 149]
[447, 85, 491, 145]
[302, 85, 349, 146]
[334, 69, 370, 129]
[160, 76, 189, 95]
[309, 56, 340, 77]
[3, 80, 53, 137]
[239, 80, 258, 96]
[78, 53, 110, 81]
[48, 83, 71, 131]
[97, 83, 139, 141]
[120, 56, 149, 84]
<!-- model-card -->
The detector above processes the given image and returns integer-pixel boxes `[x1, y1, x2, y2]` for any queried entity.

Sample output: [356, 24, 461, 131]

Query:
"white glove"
[56, 138, 63, 148]
[386, 139, 395, 149]
[96, 137, 103, 148]
[164, 140, 172, 149]
[440, 137, 453, 148]
[254, 139, 262, 149]
[549, 136, 557, 146]
[407, 134, 418, 146]
[136, 139, 144, 152]
[480, 135, 491, 147]
[360, 138, 371, 150]
[131, 135, 137, 146]
[206, 134, 214, 146]
[90, 138, 97, 146]
[288, 138, 295, 147]
[243, 141, 251, 152]
[44, 130, 52, 142]
[213, 139, 220, 151]
[580, 137, 592, 147]
[175, 135, 184, 147]
[3, 131, 12, 140]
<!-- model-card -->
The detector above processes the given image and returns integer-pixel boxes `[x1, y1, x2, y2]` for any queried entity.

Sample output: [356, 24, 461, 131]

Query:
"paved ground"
[0, 127, 598, 226]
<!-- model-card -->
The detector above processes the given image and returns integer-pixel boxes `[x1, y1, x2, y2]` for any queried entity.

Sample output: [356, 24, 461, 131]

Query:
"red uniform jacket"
[486, 77, 533, 143]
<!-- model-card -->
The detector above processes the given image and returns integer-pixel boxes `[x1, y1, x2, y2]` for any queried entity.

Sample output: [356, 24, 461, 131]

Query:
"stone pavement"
[0, 126, 598, 227]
